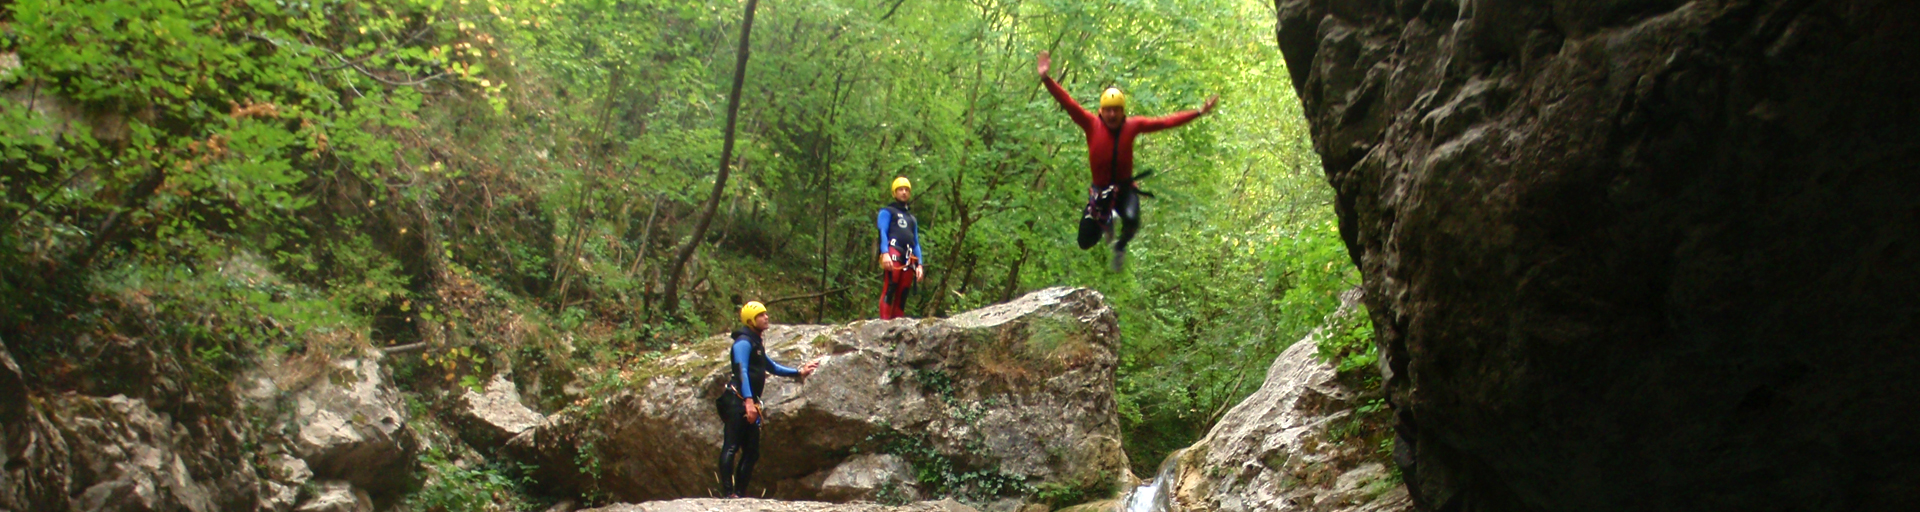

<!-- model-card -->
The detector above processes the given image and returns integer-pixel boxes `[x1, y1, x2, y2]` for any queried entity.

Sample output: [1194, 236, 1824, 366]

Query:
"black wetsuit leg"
[887, 270, 911, 313]
[1078, 186, 1117, 250]
[1078, 217, 1103, 249]
[1113, 186, 1141, 252]
[715, 394, 761, 495]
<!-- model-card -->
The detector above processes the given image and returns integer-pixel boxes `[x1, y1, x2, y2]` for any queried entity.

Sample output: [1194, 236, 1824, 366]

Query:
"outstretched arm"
[1135, 94, 1219, 134]
[1039, 52, 1094, 130]
[767, 357, 802, 377]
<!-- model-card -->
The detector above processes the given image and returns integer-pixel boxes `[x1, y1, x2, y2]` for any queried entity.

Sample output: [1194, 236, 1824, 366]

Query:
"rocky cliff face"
[507, 287, 1129, 505]
[1274, 0, 1920, 510]
[2, 338, 430, 512]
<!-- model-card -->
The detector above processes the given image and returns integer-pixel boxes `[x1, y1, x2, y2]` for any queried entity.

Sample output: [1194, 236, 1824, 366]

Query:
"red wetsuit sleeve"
[1133, 110, 1204, 134]
[1042, 75, 1095, 130]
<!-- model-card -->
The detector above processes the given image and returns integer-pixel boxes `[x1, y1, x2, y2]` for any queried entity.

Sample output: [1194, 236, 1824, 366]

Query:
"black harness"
[881, 201, 920, 268]
[1086, 124, 1155, 225]
[725, 328, 773, 400]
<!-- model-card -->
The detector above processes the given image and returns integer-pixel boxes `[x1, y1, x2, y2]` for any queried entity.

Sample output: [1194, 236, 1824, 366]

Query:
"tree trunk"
[627, 195, 660, 276]
[925, 61, 985, 316]
[999, 228, 1030, 303]
[551, 69, 624, 306]
[661, 0, 761, 317]
[816, 75, 846, 323]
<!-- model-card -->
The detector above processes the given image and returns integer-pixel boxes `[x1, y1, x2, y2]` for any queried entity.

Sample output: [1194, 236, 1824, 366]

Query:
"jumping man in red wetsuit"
[1038, 51, 1218, 271]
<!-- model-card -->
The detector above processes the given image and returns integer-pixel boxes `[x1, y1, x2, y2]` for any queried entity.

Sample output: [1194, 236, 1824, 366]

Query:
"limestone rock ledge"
[508, 287, 1129, 504]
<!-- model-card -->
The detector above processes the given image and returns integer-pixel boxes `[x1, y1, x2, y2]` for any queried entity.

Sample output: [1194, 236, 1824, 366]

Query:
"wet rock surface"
[1275, 0, 1920, 510]
[508, 287, 1128, 503]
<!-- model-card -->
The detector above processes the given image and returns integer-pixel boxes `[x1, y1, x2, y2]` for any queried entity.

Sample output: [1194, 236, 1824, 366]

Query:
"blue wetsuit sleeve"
[877, 209, 892, 255]
[913, 221, 923, 261]
[768, 358, 801, 377]
[732, 338, 756, 398]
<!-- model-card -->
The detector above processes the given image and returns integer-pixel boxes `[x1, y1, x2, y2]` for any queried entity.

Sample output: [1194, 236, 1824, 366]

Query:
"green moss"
[861, 426, 1033, 502]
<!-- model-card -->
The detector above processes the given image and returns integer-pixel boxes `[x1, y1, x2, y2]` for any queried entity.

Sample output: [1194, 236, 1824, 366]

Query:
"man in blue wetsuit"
[716, 301, 818, 498]
[875, 177, 924, 319]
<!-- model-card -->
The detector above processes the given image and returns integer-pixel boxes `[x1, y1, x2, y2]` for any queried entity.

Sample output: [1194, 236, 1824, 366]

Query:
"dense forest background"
[0, 0, 1368, 483]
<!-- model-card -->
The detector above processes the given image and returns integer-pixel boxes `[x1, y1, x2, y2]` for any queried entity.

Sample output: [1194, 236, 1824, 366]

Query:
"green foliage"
[1315, 305, 1379, 385]
[873, 480, 914, 506]
[862, 427, 1032, 502]
[1316, 304, 1387, 435]
[913, 367, 957, 405]
[405, 450, 537, 512]
[1033, 477, 1113, 509]
[423, 345, 490, 392]
[1312, 305, 1399, 486]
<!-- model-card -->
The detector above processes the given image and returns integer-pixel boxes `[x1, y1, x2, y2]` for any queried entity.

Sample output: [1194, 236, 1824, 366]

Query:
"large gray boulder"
[452, 373, 545, 450]
[1275, 0, 1920, 510]
[248, 352, 417, 499]
[293, 481, 374, 512]
[508, 287, 1128, 503]
[1166, 335, 1409, 512]
[815, 454, 920, 503]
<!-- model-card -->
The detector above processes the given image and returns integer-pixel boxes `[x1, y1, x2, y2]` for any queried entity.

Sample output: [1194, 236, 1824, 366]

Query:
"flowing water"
[1120, 448, 1184, 512]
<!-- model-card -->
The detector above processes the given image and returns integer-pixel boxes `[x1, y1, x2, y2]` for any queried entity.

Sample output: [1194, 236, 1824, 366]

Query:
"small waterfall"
[1121, 448, 1184, 512]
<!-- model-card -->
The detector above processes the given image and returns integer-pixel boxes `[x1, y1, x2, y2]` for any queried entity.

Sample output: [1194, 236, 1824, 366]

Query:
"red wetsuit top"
[1042, 75, 1204, 188]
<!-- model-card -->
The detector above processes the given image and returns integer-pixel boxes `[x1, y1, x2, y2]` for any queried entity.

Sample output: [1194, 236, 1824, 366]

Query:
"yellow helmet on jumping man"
[891, 176, 912, 193]
[740, 301, 767, 325]
[1099, 87, 1126, 109]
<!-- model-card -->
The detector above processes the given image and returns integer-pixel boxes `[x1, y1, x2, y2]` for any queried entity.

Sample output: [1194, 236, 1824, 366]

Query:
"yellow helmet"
[740, 301, 767, 325]
[891, 176, 912, 193]
[1099, 87, 1126, 109]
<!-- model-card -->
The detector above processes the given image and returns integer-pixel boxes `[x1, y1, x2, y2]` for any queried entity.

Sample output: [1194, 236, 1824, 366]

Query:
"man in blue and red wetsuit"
[1038, 51, 1218, 271]
[875, 177, 924, 319]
